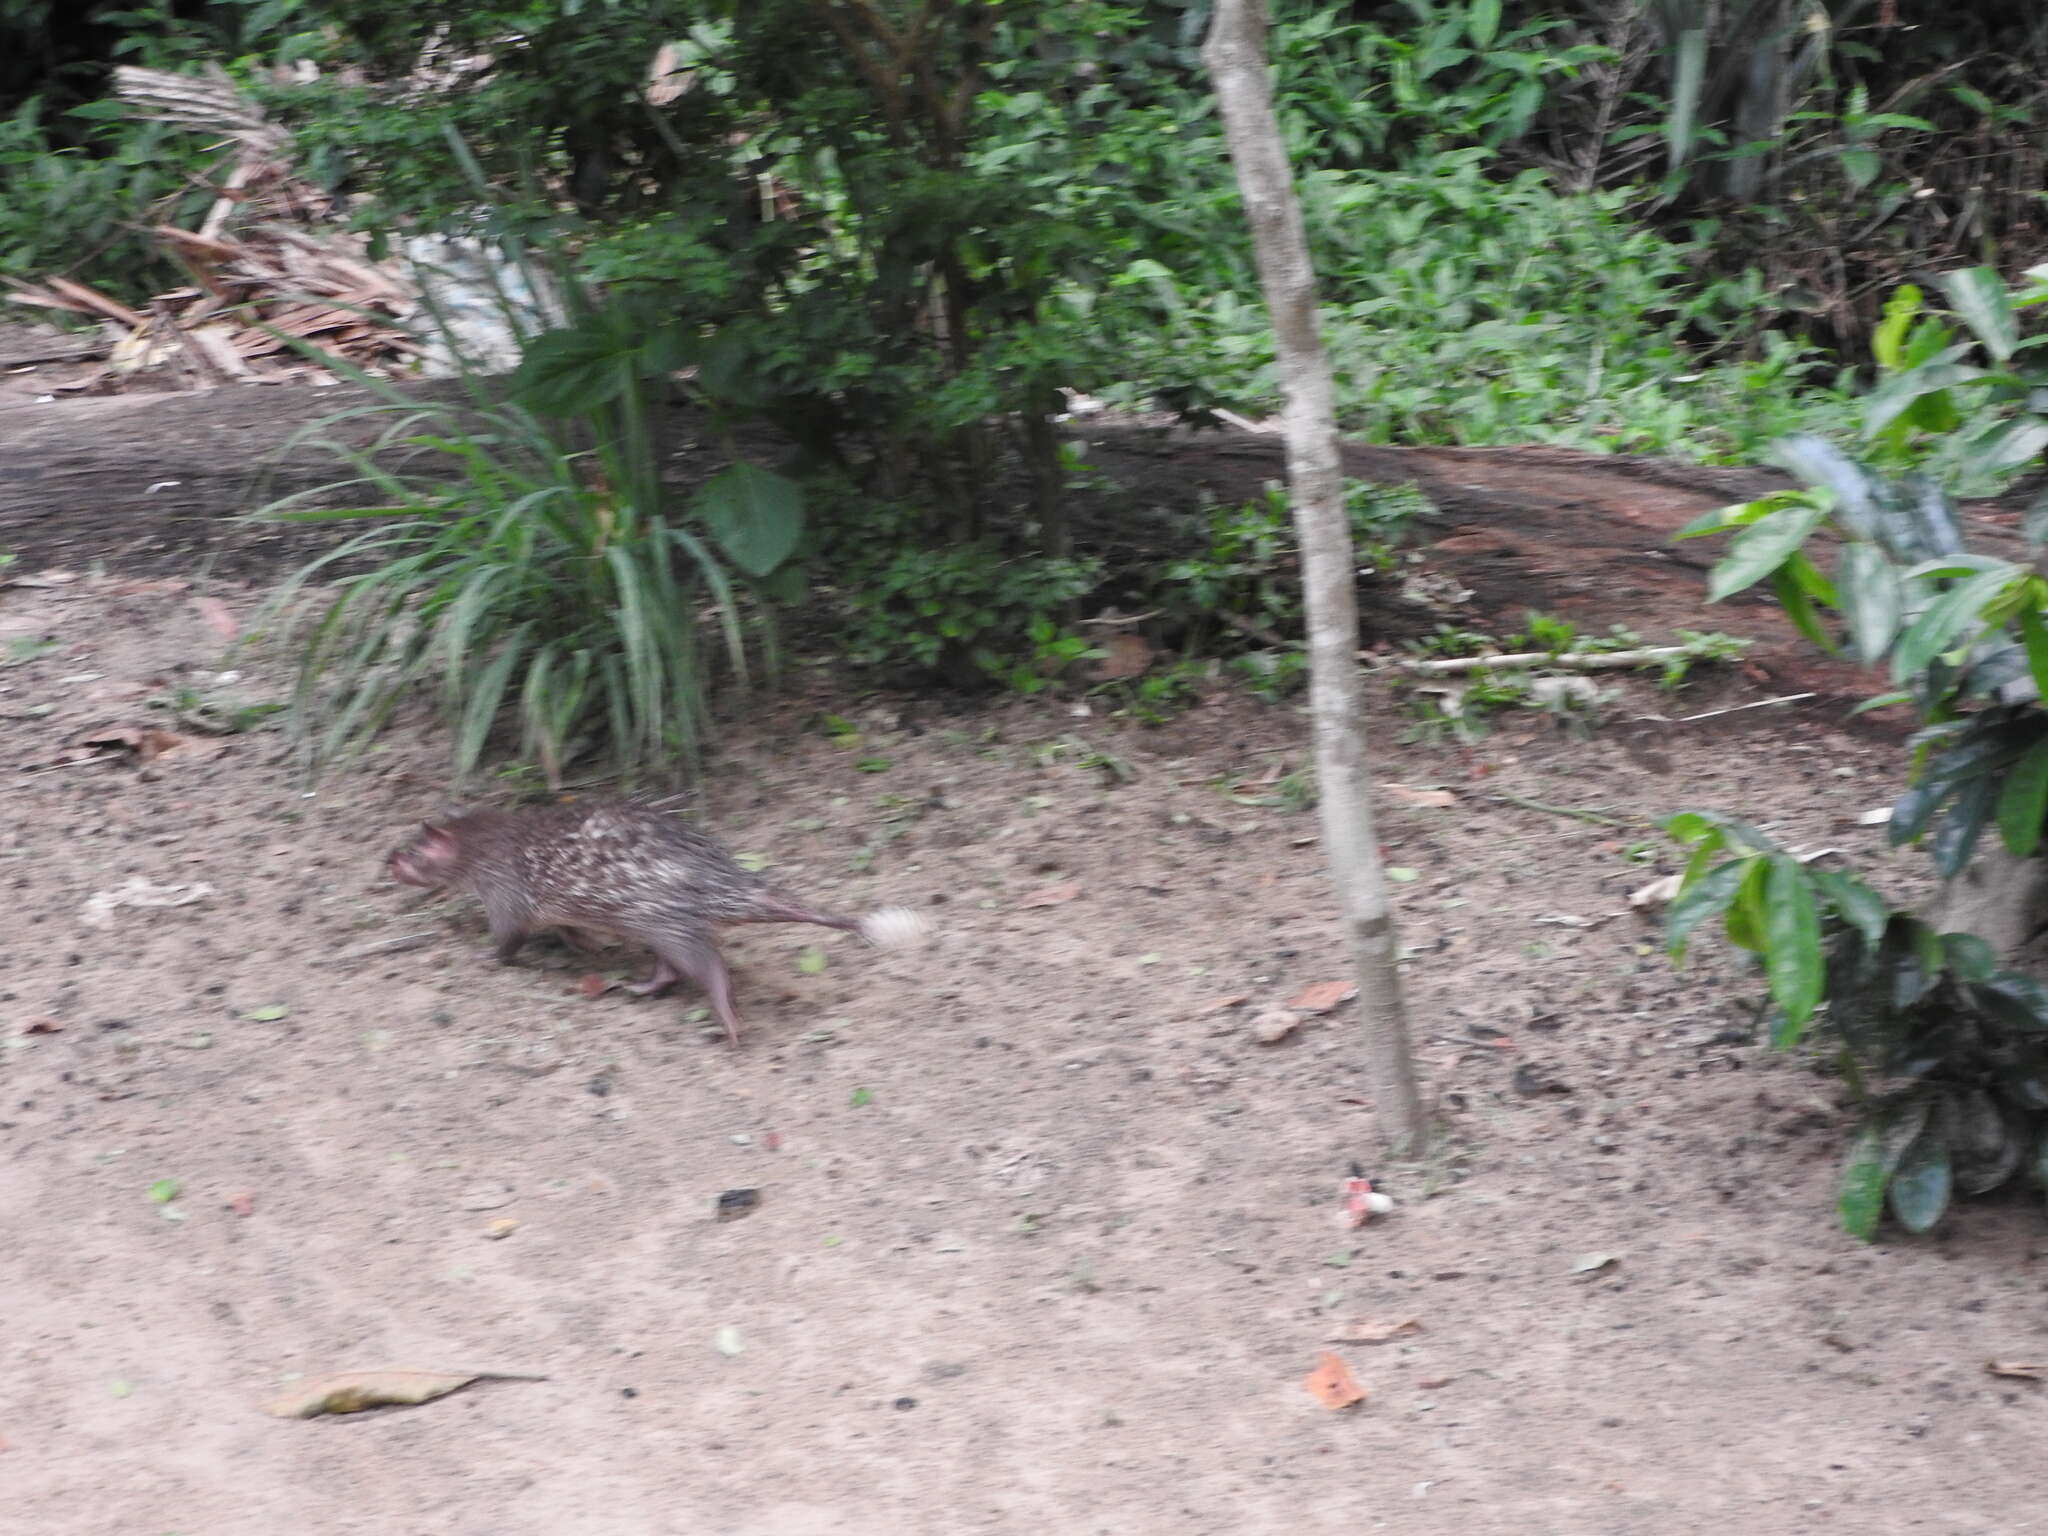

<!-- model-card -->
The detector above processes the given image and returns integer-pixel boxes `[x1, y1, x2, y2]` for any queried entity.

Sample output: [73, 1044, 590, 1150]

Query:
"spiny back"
[435, 801, 782, 932]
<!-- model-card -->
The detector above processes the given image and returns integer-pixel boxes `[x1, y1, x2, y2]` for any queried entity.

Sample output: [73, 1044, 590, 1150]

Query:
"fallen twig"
[1400, 645, 1702, 676]
[1634, 692, 1815, 725]
[1482, 792, 1627, 827]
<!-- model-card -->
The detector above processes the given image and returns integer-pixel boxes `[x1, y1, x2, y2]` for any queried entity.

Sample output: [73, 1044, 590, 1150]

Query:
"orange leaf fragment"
[1019, 881, 1082, 909]
[1303, 1352, 1366, 1410]
[1287, 981, 1357, 1014]
[576, 973, 614, 999]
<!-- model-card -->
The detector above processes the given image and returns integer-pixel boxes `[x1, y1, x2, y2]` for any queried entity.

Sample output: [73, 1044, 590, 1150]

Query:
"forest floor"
[4, 354, 2046, 1534]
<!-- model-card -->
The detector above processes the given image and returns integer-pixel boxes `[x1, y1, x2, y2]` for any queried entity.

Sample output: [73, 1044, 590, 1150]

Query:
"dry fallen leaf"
[225, 1192, 256, 1218]
[265, 1368, 541, 1420]
[21, 1017, 64, 1035]
[1986, 1360, 2047, 1381]
[71, 725, 225, 766]
[1628, 873, 1684, 909]
[193, 596, 239, 643]
[1378, 783, 1457, 809]
[1327, 1319, 1423, 1344]
[1417, 1375, 1453, 1390]
[576, 973, 614, 999]
[1303, 1352, 1366, 1410]
[1249, 1009, 1301, 1044]
[1018, 881, 1082, 909]
[1199, 994, 1251, 1015]
[1088, 632, 1156, 682]
[1287, 980, 1358, 1013]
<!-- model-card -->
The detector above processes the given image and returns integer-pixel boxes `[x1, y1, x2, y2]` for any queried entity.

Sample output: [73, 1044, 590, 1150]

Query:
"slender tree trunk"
[1204, 0, 1427, 1150]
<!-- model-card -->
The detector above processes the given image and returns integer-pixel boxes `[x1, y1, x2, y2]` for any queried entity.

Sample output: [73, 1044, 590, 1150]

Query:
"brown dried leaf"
[1287, 980, 1358, 1014]
[576, 973, 614, 999]
[1986, 1360, 2047, 1381]
[194, 596, 239, 642]
[21, 1017, 64, 1035]
[1088, 632, 1156, 682]
[1018, 881, 1082, 909]
[1326, 1318, 1423, 1345]
[89, 725, 226, 765]
[264, 1368, 538, 1420]
[1198, 994, 1251, 1015]
[1303, 1352, 1366, 1410]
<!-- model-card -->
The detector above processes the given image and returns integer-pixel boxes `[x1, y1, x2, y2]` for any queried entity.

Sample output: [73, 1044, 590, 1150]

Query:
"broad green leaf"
[1887, 1126, 1953, 1233]
[1722, 855, 1772, 953]
[2020, 604, 2048, 705]
[1891, 567, 2021, 682]
[1770, 564, 1833, 652]
[1707, 502, 1828, 602]
[1770, 437, 1881, 538]
[1975, 416, 2048, 473]
[695, 463, 805, 578]
[1465, 0, 1501, 47]
[1997, 737, 2048, 855]
[1937, 265, 2019, 362]
[1839, 1098, 1931, 1239]
[1860, 360, 1984, 441]
[1872, 284, 1922, 372]
[1762, 855, 1824, 1028]
[1970, 973, 2048, 1034]
[1809, 868, 1888, 947]
[1931, 773, 1996, 879]
[1664, 858, 1750, 960]
[1835, 543, 1902, 665]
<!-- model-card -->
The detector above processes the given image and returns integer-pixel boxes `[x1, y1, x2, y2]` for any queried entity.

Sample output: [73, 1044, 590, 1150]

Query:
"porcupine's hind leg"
[636, 927, 745, 1045]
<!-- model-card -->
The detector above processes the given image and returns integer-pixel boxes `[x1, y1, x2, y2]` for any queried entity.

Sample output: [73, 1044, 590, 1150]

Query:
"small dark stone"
[714, 1188, 763, 1223]
[620, 1387, 638, 1398]
[893, 1396, 918, 1411]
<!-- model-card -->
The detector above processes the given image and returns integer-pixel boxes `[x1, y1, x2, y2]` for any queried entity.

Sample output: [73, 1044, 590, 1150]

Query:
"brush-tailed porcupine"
[386, 801, 925, 1044]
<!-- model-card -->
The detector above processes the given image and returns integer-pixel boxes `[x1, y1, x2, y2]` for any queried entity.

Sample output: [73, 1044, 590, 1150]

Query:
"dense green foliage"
[1669, 268, 2048, 1237]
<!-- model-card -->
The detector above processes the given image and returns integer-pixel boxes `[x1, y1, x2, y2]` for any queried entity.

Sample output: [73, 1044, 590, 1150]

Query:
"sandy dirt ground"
[5, 567, 2045, 1536]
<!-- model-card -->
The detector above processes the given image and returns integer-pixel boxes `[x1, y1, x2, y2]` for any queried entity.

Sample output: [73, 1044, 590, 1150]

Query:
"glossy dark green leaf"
[1707, 502, 1829, 602]
[1664, 858, 1751, 960]
[1771, 436, 1881, 539]
[1839, 1099, 1929, 1241]
[1996, 738, 2048, 855]
[2019, 605, 2048, 707]
[1892, 474, 1966, 561]
[1762, 855, 1824, 1027]
[694, 463, 805, 577]
[1950, 1089, 2022, 1196]
[1809, 868, 1889, 946]
[1970, 973, 2048, 1034]
[1931, 773, 1996, 879]
[1940, 932, 1998, 983]
[1977, 417, 2048, 474]
[1887, 1127, 1953, 1234]
[1834, 543, 1902, 666]
[1770, 564, 1833, 651]
[1938, 265, 2019, 362]
[1892, 567, 2021, 683]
